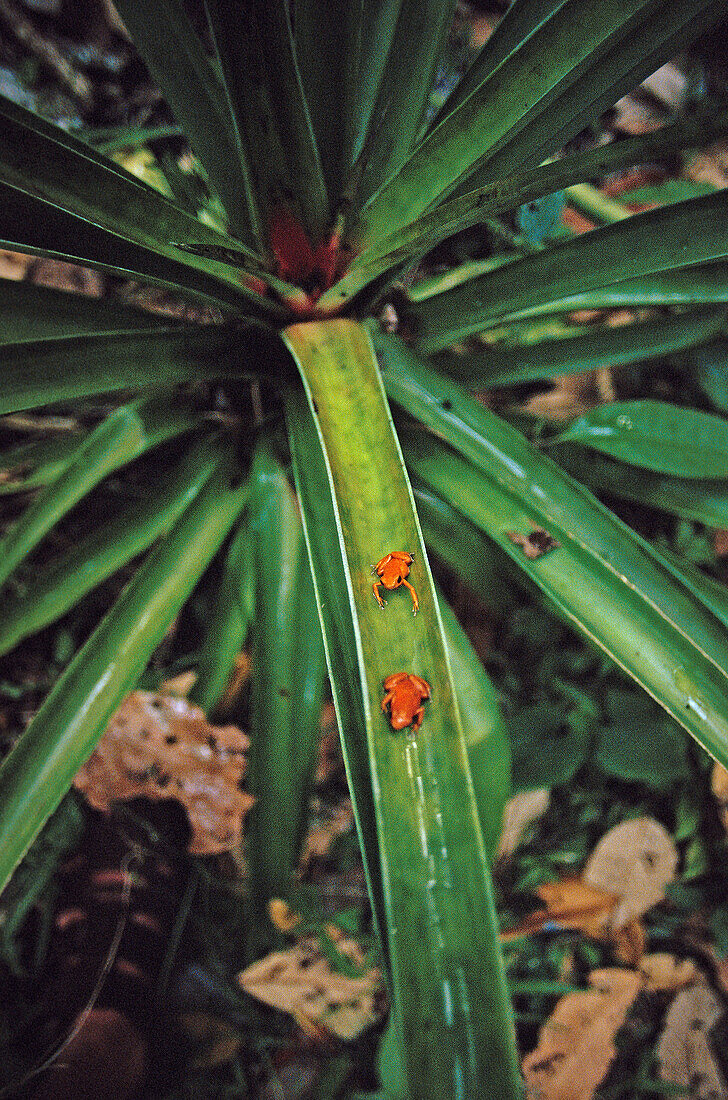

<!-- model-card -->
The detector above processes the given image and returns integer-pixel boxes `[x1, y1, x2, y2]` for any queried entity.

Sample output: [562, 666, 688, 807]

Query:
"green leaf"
[0, 434, 82, 496]
[294, 0, 354, 207]
[328, 111, 728, 304]
[410, 191, 728, 352]
[508, 701, 591, 791]
[414, 486, 509, 613]
[0, 94, 262, 263]
[689, 341, 728, 412]
[205, 0, 329, 243]
[373, 328, 728, 769]
[286, 383, 389, 970]
[436, 589, 511, 860]
[430, 0, 571, 127]
[0, 459, 248, 895]
[0, 392, 201, 591]
[0, 180, 284, 318]
[353, 0, 457, 206]
[412, 263, 728, 321]
[436, 308, 726, 389]
[0, 432, 227, 657]
[551, 400, 728, 478]
[351, 0, 721, 253]
[0, 322, 279, 415]
[111, 0, 256, 242]
[594, 692, 689, 788]
[446, 0, 724, 202]
[189, 517, 254, 714]
[554, 444, 728, 530]
[283, 320, 520, 1100]
[244, 443, 325, 957]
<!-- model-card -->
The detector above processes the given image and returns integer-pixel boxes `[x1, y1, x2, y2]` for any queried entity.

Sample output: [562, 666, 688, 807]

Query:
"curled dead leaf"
[238, 937, 383, 1043]
[523, 968, 642, 1100]
[657, 978, 727, 1099]
[73, 691, 253, 855]
[583, 817, 677, 929]
[269, 898, 302, 934]
[502, 877, 617, 941]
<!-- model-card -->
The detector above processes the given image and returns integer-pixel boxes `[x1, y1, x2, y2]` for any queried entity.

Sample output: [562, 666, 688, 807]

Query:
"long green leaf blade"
[283, 320, 520, 1100]
[0, 433, 227, 657]
[0, 279, 181, 345]
[0, 392, 200, 589]
[352, 0, 704, 251]
[244, 443, 307, 955]
[0, 180, 282, 318]
[189, 518, 255, 714]
[443, 0, 723, 204]
[353, 0, 457, 206]
[435, 308, 726, 389]
[0, 459, 248, 894]
[285, 384, 389, 970]
[0, 325, 273, 415]
[332, 112, 728, 302]
[205, 0, 329, 243]
[0, 94, 262, 263]
[410, 191, 728, 352]
[437, 589, 510, 861]
[551, 400, 728, 478]
[0, 434, 83, 496]
[374, 328, 728, 768]
[111, 0, 255, 242]
[553, 445, 728, 529]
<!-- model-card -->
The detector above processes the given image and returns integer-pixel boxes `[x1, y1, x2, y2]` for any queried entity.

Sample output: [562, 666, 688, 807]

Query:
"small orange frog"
[381, 672, 431, 732]
[372, 551, 419, 615]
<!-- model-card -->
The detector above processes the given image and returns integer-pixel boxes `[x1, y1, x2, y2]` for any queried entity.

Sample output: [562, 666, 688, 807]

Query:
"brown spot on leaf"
[507, 527, 561, 559]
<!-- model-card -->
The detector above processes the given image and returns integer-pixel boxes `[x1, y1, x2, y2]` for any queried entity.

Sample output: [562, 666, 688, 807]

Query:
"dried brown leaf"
[502, 877, 617, 941]
[583, 817, 677, 928]
[711, 763, 728, 832]
[238, 937, 383, 1042]
[299, 798, 355, 871]
[639, 952, 697, 993]
[522, 968, 642, 1100]
[657, 979, 728, 1099]
[73, 690, 253, 855]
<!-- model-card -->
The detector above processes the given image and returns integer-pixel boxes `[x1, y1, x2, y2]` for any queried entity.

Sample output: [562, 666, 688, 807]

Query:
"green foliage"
[0, 2, 727, 1097]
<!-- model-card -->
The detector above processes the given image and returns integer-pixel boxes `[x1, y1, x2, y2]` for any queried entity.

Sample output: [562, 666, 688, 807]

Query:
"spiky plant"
[1, 2, 728, 1096]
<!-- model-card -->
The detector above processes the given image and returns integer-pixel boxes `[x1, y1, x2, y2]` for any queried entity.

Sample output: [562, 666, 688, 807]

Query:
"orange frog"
[372, 551, 419, 615]
[381, 673, 431, 732]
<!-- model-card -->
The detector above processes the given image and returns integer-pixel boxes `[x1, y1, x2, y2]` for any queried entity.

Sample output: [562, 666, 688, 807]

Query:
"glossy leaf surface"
[351, 0, 718, 253]
[374, 328, 728, 769]
[0, 462, 248, 894]
[436, 308, 725, 389]
[245, 444, 326, 957]
[283, 320, 520, 1099]
[0, 433, 227, 657]
[0, 392, 200, 590]
[111, 0, 255, 241]
[552, 400, 728, 478]
[436, 590, 511, 861]
[411, 192, 728, 351]
[0, 94, 261, 262]
[554, 445, 728, 529]
[0, 324, 278, 415]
